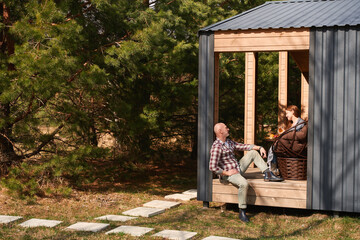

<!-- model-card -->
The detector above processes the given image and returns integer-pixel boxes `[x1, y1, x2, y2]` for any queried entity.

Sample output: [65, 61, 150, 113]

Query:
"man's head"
[214, 122, 229, 139]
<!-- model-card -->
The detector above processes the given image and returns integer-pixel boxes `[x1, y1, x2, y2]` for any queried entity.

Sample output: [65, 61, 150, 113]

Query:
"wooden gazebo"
[197, 0, 360, 213]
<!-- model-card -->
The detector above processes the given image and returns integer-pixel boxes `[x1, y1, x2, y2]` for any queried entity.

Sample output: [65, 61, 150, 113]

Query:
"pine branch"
[51, 1, 93, 26]
[167, 0, 177, 5]
[0, 132, 26, 158]
[11, 93, 35, 125]
[23, 114, 71, 159]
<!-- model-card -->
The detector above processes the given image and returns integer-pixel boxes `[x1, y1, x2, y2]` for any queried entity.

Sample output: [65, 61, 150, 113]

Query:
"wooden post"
[301, 73, 309, 120]
[245, 52, 257, 147]
[278, 51, 288, 133]
[214, 53, 220, 125]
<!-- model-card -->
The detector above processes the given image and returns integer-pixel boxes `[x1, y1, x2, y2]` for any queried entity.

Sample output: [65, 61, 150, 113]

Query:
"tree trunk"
[0, 3, 20, 175]
[0, 134, 20, 175]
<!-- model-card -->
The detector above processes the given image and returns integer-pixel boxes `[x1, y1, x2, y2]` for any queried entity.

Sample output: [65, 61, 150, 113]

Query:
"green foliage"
[257, 52, 279, 129]
[1, 146, 107, 201]
[0, 0, 288, 199]
[219, 52, 246, 141]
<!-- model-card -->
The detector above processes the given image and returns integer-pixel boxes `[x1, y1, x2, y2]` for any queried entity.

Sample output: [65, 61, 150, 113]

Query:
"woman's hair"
[286, 105, 301, 118]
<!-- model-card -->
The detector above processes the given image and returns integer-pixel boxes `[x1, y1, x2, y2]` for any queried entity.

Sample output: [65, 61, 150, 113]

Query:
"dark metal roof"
[200, 0, 360, 32]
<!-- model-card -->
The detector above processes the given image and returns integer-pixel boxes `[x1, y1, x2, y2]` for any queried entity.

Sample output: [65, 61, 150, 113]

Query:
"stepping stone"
[95, 215, 137, 222]
[19, 218, 62, 228]
[143, 200, 181, 209]
[182, 189, 197, 198]
[66, 222, 109, 232]
[202, 236, 240, 240]
[164, 193, 196, 201]
[122, 207, 165, 217]
[0, 215, 22, 224]
[152, 230, 197, 240]
[106, 225, 154, 236]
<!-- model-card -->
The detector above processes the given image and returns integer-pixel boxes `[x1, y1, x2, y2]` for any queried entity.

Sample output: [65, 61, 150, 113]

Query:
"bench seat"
[212, 168, 307, 209]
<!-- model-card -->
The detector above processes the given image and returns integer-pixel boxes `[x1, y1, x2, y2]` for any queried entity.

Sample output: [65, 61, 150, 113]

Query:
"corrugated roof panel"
[200, 0, 360, 32]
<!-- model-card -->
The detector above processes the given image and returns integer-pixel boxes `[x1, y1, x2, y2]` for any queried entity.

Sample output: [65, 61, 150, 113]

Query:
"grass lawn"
[1, 153, 359, 239]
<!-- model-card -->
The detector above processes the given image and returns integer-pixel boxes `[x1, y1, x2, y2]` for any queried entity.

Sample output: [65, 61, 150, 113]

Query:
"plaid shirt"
[209, 138, 254, 175]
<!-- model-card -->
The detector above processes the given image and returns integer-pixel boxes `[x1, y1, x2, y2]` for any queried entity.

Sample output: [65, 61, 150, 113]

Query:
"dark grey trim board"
[197, 32, 215, 202]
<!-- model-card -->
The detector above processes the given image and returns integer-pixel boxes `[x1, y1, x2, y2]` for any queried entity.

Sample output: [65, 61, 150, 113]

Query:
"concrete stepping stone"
[95, 215, 137, 222]
[0, 215, 22, 224]
[164, 193, 196, 201]
[143, 200, 181, 209]
[202, 236, 240, 240]
[182, 189, 197, 198]
[122, 207, 165, 217]
[152, 230, 197, 240]
[106, 225, 154, 236]
[66, 222, 109, 232]
[19, 218, 62, 228]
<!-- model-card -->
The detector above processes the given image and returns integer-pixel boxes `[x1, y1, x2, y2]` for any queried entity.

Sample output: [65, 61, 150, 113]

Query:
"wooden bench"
[212, 168, 307, 209]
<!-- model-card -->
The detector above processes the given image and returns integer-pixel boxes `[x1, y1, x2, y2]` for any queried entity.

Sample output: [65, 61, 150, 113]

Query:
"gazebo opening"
[217, 51, 305, 152]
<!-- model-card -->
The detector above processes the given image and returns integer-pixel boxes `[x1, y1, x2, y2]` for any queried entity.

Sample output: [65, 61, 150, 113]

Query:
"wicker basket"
[277, 157, 307, 180]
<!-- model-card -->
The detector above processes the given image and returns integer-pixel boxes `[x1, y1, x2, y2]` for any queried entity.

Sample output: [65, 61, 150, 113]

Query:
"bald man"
[209, 122, 282, 223]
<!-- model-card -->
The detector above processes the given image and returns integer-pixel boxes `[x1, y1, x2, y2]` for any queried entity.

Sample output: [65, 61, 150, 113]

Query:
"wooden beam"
[278, 51, 288, 133]
[212, 194, 306, 209]
[301, 73, 309, 120]
[214, 28, 310, 52]
[290, 50, 309, 74]
[244, 52, 257, 146]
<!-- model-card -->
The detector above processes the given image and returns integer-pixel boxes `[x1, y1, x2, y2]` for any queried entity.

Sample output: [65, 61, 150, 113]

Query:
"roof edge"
[199, 1, 271, 33]
[198, 0, 354, 34]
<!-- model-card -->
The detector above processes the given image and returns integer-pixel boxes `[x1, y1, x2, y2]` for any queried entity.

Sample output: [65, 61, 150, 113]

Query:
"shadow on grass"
[208, 203, 360, 239]
[74, 149, 197, 197]
[124, 204, 329, 240]
[243, 218, 328, 240]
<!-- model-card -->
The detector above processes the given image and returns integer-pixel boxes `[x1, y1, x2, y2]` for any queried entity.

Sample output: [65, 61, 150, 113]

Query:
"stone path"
[122, 206, 166, 217]
[0, 215, 22, 224]
[19, 218, 62, 228]
[106, 225, 154, 236]
[0, 189, 240, 239]
[67, 222, 110, 232]
[95, 215, 137, 222]
[152, 230, 198, 240]
[164, 193, 196, 201]
[143, 199, 181, 209]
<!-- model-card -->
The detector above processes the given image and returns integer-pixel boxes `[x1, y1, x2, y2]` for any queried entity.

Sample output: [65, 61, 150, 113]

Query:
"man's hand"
[259, 147, 267, 158]
[222, 169, 239, 176]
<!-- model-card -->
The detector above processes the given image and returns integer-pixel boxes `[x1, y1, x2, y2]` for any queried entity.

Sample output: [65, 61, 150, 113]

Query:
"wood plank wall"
[244, 52, 257, 145]
[301, 73, 309, 120]
[214, 28, 310, 52]
[278, 51, 288, 132]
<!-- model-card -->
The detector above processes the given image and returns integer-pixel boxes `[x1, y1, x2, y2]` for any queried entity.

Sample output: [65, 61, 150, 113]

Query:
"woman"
[285, 105, 306, 133]
[267, 105, 307, 173]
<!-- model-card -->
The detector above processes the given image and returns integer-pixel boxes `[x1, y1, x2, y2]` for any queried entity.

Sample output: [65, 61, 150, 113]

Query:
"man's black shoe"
[264, 169, 284, 182]
[239, 209, 250, 223]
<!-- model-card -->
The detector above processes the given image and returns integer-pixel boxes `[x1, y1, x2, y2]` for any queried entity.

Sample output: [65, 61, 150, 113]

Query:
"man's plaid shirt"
[209, 138, 254, 175]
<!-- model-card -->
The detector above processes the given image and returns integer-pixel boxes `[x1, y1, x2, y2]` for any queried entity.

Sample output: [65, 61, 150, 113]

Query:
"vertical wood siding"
[309, 26, 360, 212]
[197, 32, 215, 202]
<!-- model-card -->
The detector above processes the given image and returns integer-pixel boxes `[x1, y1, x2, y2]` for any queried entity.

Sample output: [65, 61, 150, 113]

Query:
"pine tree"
[0, 0, 273, 197]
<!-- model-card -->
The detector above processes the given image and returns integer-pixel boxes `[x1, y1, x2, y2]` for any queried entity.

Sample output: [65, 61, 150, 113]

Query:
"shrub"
[1, 146, 108, 202]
